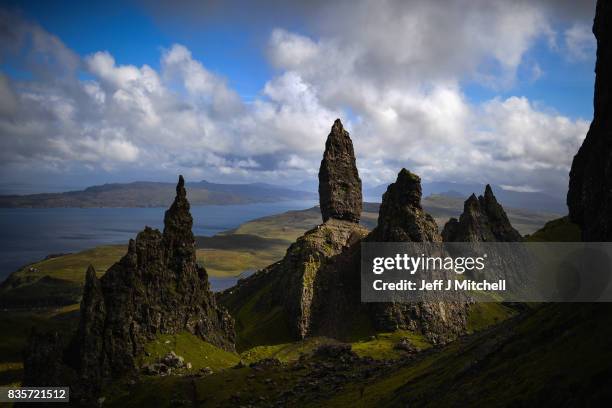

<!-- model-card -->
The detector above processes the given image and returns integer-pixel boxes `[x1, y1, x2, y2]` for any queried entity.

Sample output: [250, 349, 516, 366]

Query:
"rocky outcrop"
[24, 176, 235, 401]
[221, 142, 467, 346]
[307, 169, 468, 344]
[442, 185, 522, 242]
[369, 169, 441, 242]
[319, 119, 362, 223]
[364, 169, 468, 343]
[220, 120, 368, 342]
[279, 219, 368, 338]
[568, 1, 612, 242]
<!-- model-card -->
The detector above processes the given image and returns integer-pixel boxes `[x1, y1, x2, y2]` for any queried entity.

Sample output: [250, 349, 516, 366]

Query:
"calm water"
[0, 200, 316, 289]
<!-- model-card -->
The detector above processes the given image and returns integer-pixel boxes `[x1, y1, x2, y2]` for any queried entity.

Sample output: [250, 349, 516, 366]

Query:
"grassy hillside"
[325, 303, 612, 407]
[98, 302, 611, 407]
[526, 216, 581, 242]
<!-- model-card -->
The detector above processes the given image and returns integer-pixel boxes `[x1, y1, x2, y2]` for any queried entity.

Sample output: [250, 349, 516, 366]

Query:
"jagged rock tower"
[442, 185, 522, 242]
[279, 119, 368, 338]
[362, 169, 469, 343]
[220, 126, 469, 346]
[24, 176, 235, 401]
[568, 0, 612, 242]
[319, 119, 362, 223]
[219, 119, 369, 342]
[370, 169, 441, 242]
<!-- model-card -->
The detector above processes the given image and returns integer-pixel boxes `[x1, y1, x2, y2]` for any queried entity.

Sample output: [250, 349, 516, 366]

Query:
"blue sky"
[0, 0, 599, 195]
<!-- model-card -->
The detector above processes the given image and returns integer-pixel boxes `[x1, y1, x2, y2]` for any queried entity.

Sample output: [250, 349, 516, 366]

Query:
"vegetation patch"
[466, 302, 516, 333]
[140, 332, 240, 372]
[526, 216, 581, 242]
[0, 306, 79, 386]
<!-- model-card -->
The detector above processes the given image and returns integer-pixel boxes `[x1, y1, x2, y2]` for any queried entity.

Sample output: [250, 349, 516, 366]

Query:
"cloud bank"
[0, 1, 597, 196]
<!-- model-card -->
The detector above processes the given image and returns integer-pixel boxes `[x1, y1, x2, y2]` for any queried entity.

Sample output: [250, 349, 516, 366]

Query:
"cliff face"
[274, 119, 368, 339]
[319, 119, 363, 223]
[24, 176, 235, 400]
[279, 220, 368, 338]
[442, 185, 522, 242]
[568, 1, 612, 241]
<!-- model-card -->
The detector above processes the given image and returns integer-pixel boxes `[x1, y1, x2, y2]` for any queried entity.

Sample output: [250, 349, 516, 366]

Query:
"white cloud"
[500, 185, 541, 193]
[0, 3, 596, 196]
[564, 23, 596, 61]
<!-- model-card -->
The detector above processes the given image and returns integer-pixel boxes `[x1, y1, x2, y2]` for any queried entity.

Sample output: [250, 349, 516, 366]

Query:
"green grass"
[240, 337, 340, 363]
[526, 216, 581, 242]
[351, 330, 431, 360]
[466, 302, 517, 333]
[228, 282, 294, 351]
[6, 245, 126, 284]
[105, 303, 612, 407]
[140, 332, 240, 372]
[197, 248, 286, 278]
[229, 207, 322, 241]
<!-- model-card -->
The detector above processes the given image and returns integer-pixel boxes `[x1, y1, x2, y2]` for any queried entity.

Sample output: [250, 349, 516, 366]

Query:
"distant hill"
[0, 180, 316, 208]
[365, 181, 567, 214]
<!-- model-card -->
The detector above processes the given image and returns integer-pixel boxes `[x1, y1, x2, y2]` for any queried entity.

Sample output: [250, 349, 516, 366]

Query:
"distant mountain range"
[0, 178, 566, 213]
[365, 181, 567, 214]
[0, 180, 316, 208]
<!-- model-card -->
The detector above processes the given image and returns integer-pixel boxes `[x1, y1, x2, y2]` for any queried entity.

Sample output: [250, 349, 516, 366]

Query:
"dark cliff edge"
[568, 1, 612, 242]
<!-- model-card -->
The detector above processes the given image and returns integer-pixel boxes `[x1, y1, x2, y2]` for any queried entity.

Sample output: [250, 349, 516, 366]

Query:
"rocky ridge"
[23, 176, 235, 402]
[442, 185, 522, 242]
[568, 1, 612, 241]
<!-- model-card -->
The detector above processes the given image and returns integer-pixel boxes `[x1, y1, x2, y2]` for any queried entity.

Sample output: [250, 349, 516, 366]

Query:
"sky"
[0, 0, 598, 196]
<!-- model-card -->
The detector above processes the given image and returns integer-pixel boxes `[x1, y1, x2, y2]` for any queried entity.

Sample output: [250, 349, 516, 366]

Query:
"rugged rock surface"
[442, 185, 522, 242]
[222, 167, 469, 346]
[221, 120, 368, 342]
[369, 169, 441, 242]
[319, 119, 362, 223]
[221, 128, 468, 346]
[568, 1, 612, 242]
[364, 170, 468, 343]
[308, 169, 469, 344]
[23, 176, 235, 401]
[279, 219, 368, 338]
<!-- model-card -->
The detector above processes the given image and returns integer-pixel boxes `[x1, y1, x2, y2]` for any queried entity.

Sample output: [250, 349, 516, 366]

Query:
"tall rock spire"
[318, 119, 362, 223]
[163, 175, 196, 265]
[568, 1, 612, 241]
[443, 185, 522, 242]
